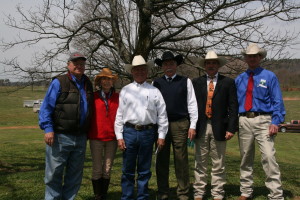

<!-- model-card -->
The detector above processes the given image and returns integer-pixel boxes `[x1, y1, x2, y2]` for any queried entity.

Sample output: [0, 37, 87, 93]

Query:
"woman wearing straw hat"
[88, 68, 119, 200]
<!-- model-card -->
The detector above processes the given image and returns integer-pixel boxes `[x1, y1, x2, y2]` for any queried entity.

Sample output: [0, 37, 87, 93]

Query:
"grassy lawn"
[0, 129, 299, 200]
[0, 87, 299, 200]
[0, 86, 46, 127]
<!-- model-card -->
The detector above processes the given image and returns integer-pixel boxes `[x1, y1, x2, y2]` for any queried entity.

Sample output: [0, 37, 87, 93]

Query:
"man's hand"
[44, 132, 54, 146]
[225, 131, 234, 140]
[118, 139, 126, 151]
[156, 138, 165, 153]
[269, 124, 278, 136]
[188, 128, 196, 141]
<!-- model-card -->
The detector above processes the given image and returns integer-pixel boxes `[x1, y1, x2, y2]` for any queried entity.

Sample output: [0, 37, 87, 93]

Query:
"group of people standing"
[39, 43, 285, 200]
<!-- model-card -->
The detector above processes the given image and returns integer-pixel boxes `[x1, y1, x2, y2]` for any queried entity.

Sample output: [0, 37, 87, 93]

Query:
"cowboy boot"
[92, 179, 102, 200]
[101, 178, 110, 200]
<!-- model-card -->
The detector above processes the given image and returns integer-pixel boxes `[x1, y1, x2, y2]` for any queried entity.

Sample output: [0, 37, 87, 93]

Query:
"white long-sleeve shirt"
[186, 78, 198, 129]
[114, 81, 169, 140]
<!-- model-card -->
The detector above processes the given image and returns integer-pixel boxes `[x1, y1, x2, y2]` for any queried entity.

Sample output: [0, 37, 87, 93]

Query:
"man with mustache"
[153, 51, 198, 200]
[192, 51, 238, 200]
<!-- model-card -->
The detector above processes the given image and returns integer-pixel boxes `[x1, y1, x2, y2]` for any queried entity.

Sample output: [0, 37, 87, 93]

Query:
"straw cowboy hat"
[198, 50, 227, 67]
[94, 68, 118, 86]
[124, 55, 154, 73]
[154, 51, 184, 67]
[241, 43, 267, 58]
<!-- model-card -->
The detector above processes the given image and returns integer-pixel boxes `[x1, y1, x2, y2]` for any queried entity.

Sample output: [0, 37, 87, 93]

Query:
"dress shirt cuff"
[44, 127, 54, 134]
[158, 132, 166, 139]
[115, 132, 123, 140]
[271, 114, 284, 126]
[189, 121, 197, 129]
[271, 118, 280, 126]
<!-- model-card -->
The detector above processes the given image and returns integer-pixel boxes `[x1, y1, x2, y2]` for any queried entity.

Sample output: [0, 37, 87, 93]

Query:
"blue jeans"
[121, 126, 156, 200]
[45, 133, 87, 200]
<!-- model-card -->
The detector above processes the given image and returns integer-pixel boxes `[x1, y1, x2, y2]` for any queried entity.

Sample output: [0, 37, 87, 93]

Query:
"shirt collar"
[246, 66, 263, 75]
[70, 74, 85, 84]
[133, 81, 147, 87]
[165, 74, 177, 80]
[206, 73, 218, 80]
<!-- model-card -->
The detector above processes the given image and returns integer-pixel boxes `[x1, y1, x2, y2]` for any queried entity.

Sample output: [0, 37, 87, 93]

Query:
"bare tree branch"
[1, 0, 300, 84]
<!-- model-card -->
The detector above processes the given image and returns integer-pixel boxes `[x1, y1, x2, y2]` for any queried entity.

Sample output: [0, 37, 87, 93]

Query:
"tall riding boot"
[101, 178, 110, 200]
[92, 179, 102, 200]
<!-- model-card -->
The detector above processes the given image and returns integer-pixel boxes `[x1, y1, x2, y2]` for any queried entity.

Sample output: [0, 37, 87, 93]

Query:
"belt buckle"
[134, 124, 143, 131]
[246, 112, 255, 118]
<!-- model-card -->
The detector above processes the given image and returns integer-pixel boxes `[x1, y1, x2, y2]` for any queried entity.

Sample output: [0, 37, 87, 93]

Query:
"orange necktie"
[206, 79, 214, 118]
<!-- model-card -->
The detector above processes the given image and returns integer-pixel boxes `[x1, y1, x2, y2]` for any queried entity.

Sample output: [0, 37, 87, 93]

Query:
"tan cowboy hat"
[94, 68, 118, 86]
[124, 55, 154, 73]
[198, 50, 227, 67]
[241, 43, 267, 58]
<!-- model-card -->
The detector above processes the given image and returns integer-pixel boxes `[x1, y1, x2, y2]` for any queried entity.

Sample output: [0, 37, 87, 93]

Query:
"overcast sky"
[0, 0, 41, 80]
[1, 1, 300, 80]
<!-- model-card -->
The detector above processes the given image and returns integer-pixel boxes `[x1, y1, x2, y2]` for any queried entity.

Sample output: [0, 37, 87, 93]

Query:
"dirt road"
[0, 126, 39, 130]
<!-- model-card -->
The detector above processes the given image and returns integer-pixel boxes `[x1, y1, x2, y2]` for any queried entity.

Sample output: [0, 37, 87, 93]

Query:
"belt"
[125, 122, 156, 131]
[239, 112, 271, 118]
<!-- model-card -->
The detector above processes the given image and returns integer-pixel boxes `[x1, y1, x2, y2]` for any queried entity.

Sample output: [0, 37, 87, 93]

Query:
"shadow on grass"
[199, 184, 294, 200]
[0, 156, 44, 175]
[80, 188, 158, 200]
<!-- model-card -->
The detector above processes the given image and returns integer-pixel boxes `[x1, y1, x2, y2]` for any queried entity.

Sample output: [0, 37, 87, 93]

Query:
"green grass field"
[0, 86, 299, 200]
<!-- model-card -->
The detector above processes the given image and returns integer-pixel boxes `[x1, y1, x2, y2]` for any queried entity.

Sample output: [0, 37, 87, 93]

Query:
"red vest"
[88, 91, 119, 141]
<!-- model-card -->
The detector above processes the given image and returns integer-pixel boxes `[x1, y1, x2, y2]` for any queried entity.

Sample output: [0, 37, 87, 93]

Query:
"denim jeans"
[121, 126, 156, 200]
[44, 133, 87, 200]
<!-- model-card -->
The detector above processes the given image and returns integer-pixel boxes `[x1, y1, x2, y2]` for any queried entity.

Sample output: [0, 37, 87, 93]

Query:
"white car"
[33, 101, 43, 113]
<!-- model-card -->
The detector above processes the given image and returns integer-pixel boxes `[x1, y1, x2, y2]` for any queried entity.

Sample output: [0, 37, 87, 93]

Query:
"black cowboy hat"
[154, 51, 184, 66]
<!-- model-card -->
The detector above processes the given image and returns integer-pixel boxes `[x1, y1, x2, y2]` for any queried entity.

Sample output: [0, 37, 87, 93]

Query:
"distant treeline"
[1, 59, 299, 89]
[266, 59, 300, 89]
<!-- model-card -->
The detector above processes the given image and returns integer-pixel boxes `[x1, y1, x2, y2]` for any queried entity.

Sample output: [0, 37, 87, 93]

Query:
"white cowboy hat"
[198, 50, 227, 67]
[241, 43, 267, 58]
[124, 55, 154, 73]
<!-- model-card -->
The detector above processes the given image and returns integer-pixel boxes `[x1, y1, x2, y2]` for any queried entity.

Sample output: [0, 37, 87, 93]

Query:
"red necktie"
[244, 72, 254, 111]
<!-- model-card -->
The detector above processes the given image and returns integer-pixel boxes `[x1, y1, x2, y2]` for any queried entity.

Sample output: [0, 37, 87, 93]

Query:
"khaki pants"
[156, 118, 190, 200]
[238, 115, 283, 200]
[193, 121, 227, 199]
[89, 140, 117, 180]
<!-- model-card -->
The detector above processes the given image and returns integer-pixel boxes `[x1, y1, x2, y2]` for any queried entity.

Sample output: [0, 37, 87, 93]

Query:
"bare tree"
[1, 0, 300, 83]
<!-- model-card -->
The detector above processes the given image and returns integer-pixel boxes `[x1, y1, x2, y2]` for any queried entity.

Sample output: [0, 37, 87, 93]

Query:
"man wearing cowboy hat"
[39, 52, 94, 199]
[153, 51, 198, 200]
[235, 43, 285, 200]
[114, 55, 168, 200]
[192, 50, 238, 200]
